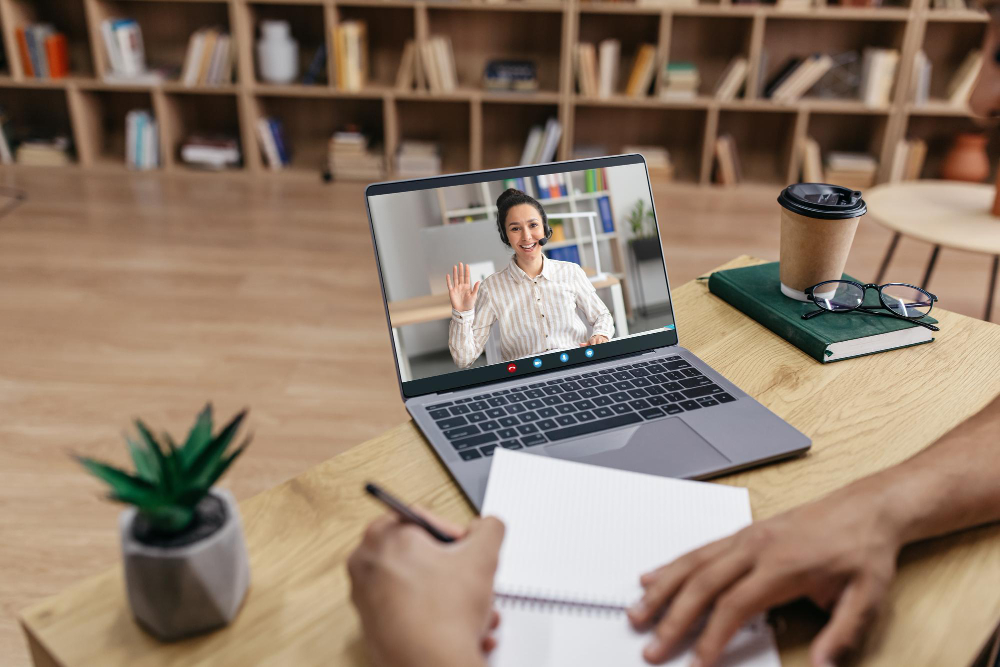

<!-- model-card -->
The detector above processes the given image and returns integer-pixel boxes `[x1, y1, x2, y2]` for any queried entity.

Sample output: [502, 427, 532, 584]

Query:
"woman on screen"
[446, 188, 614, 369]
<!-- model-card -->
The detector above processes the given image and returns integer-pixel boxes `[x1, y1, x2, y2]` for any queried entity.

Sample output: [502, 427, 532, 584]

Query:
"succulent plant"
[77, 404, 251, 535]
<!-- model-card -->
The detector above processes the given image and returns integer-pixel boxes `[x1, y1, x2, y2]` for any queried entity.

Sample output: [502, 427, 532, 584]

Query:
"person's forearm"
[842, 393, 1000, 547]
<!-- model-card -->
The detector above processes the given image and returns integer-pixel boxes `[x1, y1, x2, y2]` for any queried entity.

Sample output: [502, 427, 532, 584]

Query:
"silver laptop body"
[365, 155, 810, 511]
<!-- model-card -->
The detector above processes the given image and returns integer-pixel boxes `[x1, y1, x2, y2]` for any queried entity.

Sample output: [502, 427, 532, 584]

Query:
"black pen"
[364, 482, 456, 543]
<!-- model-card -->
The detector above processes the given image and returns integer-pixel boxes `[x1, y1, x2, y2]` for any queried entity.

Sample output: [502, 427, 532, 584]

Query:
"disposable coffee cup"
[777, 183, 867, 302]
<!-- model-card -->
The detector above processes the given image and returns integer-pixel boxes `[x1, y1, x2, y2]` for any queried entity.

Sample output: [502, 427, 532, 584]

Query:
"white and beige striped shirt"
[449, 256, 615, 369]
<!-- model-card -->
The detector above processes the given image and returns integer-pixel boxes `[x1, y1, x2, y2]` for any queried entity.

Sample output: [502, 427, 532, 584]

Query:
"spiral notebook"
[484, 449, 781, 667]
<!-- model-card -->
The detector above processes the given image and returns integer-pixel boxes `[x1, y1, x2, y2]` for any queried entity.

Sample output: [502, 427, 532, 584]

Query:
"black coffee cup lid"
[778, 183, 867, 220]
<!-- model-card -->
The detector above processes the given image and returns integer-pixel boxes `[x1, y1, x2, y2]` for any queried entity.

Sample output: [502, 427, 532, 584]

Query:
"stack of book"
[125, 110, 159, 170]
[714, 57, 748, 101]
[888, 138, 927, 182]
[15, 25, 68, 78]
[622, 145, 673, 181]
[333, 21, 368, 91]
[575, 43, 599, 97]
[420, 36, 458, 93]
[395, 141, 440, 178]
[256, 116, 290, 170]
[180, 136, 240, 170]
[910, 50, 931, 106]
[624, 45, 657, 98]
[101, 18, 158, 83]
[767, 54, 835, 103]
[16, 136, 70, 166]
[329, 128, 383, 180]
[825, 152, 878, 189]
[180, 28, 234, 87]
[519, 118, 562, 165]
[598, 39, 621, 98]
[947, 51, 982, 107]
[714, 134, 742, 186]
[858, 48, 899, 107]
[660, 62, 700, 100]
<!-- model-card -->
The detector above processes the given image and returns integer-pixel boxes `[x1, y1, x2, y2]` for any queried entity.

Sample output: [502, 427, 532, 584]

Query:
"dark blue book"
[597, 196, 613, 233]
[268, 118, 289, 165]
[302, 44, 326, 84]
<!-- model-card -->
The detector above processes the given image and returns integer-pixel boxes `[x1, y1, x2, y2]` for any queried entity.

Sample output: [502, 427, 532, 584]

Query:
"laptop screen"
[365, 154, 678, 398]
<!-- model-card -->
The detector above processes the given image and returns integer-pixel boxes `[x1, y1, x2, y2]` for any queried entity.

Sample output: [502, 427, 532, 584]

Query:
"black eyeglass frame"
[803, 280, 940, 332]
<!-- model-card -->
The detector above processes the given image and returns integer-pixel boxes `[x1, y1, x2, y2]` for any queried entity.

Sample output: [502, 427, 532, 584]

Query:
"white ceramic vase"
[256, 20, 299, 84]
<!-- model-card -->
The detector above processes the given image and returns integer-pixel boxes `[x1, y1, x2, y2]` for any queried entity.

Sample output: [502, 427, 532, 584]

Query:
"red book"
[549, 174, 559, 198]
[16, 28, 33, 77]
[45, 34, 68, 78]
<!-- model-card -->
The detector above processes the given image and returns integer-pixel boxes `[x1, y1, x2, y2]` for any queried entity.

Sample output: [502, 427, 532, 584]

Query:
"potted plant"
[627, 199, 660, 261]
[76, 404, 252, 641]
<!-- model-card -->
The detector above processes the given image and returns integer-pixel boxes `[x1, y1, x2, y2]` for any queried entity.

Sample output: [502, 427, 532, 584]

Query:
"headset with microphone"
[496, 191, 552, 248]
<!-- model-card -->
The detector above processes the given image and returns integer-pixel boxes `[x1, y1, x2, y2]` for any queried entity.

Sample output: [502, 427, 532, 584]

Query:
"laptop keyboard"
[425, 355, 737, 462]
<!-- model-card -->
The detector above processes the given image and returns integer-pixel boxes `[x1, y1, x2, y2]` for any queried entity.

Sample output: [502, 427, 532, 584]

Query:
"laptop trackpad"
[545, 418, 731, 477]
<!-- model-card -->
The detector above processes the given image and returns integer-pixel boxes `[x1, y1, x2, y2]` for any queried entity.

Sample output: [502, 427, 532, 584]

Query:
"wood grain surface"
[19, 253, 1000, 667]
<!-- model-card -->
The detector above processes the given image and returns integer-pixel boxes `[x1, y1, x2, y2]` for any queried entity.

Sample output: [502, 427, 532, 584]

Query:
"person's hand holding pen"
[446, 262, 481, 312]
[580, 335, 610, 347]
[349, 485, 505, 667]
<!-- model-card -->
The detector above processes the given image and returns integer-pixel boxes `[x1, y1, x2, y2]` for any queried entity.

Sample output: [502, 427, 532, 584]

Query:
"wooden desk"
[20, 256, 1000, 667]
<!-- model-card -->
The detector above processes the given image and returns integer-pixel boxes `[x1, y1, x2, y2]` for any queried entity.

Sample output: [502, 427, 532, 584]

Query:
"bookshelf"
[0, 0, 991, 186]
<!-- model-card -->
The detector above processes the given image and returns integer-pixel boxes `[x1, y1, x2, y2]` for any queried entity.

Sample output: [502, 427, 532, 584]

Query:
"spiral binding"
[495, 592, 625, 618]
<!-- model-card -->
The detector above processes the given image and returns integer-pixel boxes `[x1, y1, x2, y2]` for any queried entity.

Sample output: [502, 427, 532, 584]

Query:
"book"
[947, 50, 982, 106]
[763, 57, 802, 98]
[597, 195, 614, 233]
[302, 44, 327, 85]
[395, 40, 417, 90]
[520, 125, 544, 165]
[800, 136, 823, 183]
[771, 53, 834, 102]
[483, 449, 781, 667]
[888, 138, 927, 182]
[576, 43, 599, 97]
[660, 62, 700, 100]
[910, 49, 931, 106]
[624, 44, 657, 98]
[714, 134, 741, 185]
[257, 118, 283, 170]
[598, 38, 620, 98]
[126, 110, 158, 170]
[708, 262, 935, 363]
[15, 28, 33, 77]
[101, 18, 153, 82]
[858, 48, 899, 107]
[334, 21, 369, 91]
[714, 56, 748, 101]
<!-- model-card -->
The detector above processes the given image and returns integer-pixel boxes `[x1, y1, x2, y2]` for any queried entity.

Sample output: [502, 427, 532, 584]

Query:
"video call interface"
[368, 161, 676, 391]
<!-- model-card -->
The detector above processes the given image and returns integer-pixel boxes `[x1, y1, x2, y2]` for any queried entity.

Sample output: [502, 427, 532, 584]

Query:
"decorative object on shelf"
[484, 60, 538, 92]
[575, 43, 599, 97]
[519, 118, 561, 166]
[302, 44, 327, 85]
[910, 49, 931, 106]
[181, 136, 241, 170]
[101, 18, 161, 84]
[598, 39, 620, 98]
[714, 57, 748, 101]
[810, 51, 863, 100]
[625, 45, 657, 98]
[126, 110, 159, 170]
[182, 28, 234, 87]
[888, 138, 927, 182]
[825, 152, 878, 190]
[660, 62, 699, 100]
[420, 35, 457, 93]
[257, 20, 298, 84]
[329, 126, 383, 180]
[75, 404, 252, 641]
[714, 134, 742, 186]
[947, 50, 982, 107]
[334, 21, 368, 91]
[16, 136, 70, 166]
[858, 48, 899, 107]
[15, 24, 68, 79]
[941, 133, 990, 183]
[395, 140, 440, 178]
[256, 116, 290, 170]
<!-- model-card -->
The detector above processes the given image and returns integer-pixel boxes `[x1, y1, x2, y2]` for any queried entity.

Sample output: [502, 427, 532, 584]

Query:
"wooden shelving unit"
[0, 0, 990, 185]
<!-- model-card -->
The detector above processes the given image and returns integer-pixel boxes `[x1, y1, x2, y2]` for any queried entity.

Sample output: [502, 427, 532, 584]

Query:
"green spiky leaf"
[135, 419, 173, 493]
[185, 409, 246, 486]
[179, 403, 214, 470]
[126, 436, 159, 484]
[77, 456, 155, 497]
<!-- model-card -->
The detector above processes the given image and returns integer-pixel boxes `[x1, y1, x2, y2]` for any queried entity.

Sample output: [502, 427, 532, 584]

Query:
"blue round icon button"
[585, 347, 594, 358]
[559, 352, 569, 363]
[533, 358, 542, 368]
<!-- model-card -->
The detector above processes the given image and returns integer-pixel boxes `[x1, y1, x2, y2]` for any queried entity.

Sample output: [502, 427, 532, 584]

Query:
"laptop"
[365, 154, 810, 510]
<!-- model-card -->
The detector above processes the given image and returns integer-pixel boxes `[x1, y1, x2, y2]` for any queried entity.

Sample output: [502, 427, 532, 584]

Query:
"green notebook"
[708, 262, 936, 363]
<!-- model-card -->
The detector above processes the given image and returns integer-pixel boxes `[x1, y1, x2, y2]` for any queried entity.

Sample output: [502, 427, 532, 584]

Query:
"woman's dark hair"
[495, 188, 549, 247]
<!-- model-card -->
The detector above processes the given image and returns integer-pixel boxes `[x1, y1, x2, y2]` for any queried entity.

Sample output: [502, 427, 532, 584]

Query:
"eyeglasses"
[803, 280, 939, 332]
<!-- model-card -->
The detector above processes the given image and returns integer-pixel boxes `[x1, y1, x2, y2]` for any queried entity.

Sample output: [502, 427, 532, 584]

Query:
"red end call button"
[507, 363, 517, 373]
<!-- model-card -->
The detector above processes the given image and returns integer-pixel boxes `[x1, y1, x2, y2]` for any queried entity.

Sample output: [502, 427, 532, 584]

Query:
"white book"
[538, 117, 562, 163]
[483, 450, 781, 667]
[520, 125, 544, 165]
[100, 19, 125, 75]
[206, 34, 229, 85]
[114, 20, 145, 76]
[125, 111, 138, 168]
[714, 56, 748, 101]
[910, 50, 931, 105]
[143, 117, 157, 169]
[947, 50, 983, 105]
[32, 25, 53, 78]
[774, 54, 834, 102]
[598, 38, 620, 98]
[181, 30, 206, 86]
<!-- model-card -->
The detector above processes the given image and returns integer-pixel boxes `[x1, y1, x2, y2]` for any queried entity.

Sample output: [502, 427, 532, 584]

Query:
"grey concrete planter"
[119, 487, 250, 641]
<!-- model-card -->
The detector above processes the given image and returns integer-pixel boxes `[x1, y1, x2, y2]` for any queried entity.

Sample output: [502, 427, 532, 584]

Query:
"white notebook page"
[482, 448, 754, 608]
